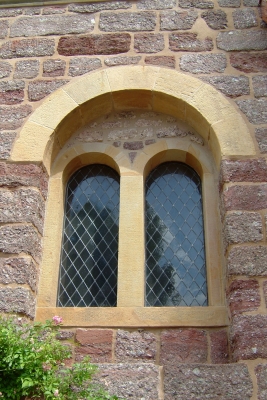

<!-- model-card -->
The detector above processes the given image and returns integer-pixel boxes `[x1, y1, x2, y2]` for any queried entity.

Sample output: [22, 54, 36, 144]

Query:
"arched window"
[145, 162, 207, 307]
[57, 164, 120, 307]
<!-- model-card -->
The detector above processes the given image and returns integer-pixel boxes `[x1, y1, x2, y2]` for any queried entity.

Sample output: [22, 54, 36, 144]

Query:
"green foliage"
[0, 316, 119, 400]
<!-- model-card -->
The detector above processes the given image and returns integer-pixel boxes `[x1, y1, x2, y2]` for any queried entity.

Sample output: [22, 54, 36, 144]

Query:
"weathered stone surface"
[0, 131, 16, 159]
[134, 33, 164, 53]
[227, 280, 260, 316]
[224, 212, 262, 245]
[0, 38, 55, 59]
[28, 79, 69, 101]
[0, 188, 44, 234]
[217, 31, 267, 51]
[42, 6, 67, 14]
[218, 0, 241, 6]
[0, 8, 23, 17]
[0, 287, 35, 318]
[94, 363, 160, 400]
[69, 1, 131, 12]
[68, 57, 101, 77]
[24, 7, 41, 15]
[0, 224, 41, 263]
[243, 0, 258, 5]
[0, 163, 48, 199]
[231, 315, 267, 361]
[160, 329, 208, 365]
[115, 330, 156, 363]
[56, 330, 74, 340]
[264, 281, 267, 307]
[201, 75, 249, 97]
[210, 330, 229, 364]
[160, 10, 198, 30]
[137, 0, 176, 9]
[10, 15, 94, 37]
[123, 141, 144, 150]
[100, 11, 156, 31]
[179, 0, 214, 8]
[0, 20, 8, 39]
[129, 152, 137, 163]
[104, 56, 141, 66]
[253, 75, 267, 98]
[228, 246, 267, 276]
[58, 33, 131, 56]
[169, 32, 213, 52]
[236, 99, 267, 124]
[145, 55, 175, 68]
[0, 61, 12, 78]
[0, 80, 24, 105]
[145, 139, 156, 145]
[255, 364, 267, 400]
[75, 329, 113, 362]
[0, 104, 32, 130]
[201, 10, 228, 29]
[14, 59, 39, 79]
[164, 364, 252, 400]
[256, 128, 267, 153]
[221, 159, 267, 182]
[180, 54, 226, 73]
[0, 257, 37, 291]
[223, 184, 267, 211]
[43, 59, 66, 77]
[233, 8, 258, 29]
[230, 52, 267, 73]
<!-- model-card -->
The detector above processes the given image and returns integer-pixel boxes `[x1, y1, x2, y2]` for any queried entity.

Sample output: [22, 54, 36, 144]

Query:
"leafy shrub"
[0, 316, 119, 400]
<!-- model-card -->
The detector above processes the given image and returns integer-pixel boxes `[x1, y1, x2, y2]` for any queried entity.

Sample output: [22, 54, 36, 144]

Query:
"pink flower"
[52, 316, 63, 325]
[54, 389, 59, 397]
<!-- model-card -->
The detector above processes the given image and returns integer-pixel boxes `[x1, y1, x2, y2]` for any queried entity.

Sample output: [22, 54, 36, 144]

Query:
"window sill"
[36, 306, 228, 327]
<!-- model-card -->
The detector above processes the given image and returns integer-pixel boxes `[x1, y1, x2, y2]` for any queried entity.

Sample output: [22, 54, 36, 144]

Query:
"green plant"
[0, 315, 119, 400]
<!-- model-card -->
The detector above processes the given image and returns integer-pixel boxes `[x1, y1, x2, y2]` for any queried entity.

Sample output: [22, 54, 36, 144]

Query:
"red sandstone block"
[223, 211, 262, 245]
[0, 104, 32, 130]
[230, 52, 267, 73]
[227, 279, 260, 316]
[115, 329, 156, 363]
[210, 330, 229, 364]
[145, 55, 175, 68]
[0, 38, 55, 59]
[223, 184, 267, 211]
[28, 79, 69, 101]
[221, 159, 267, 183]
[75, 329, 113, 363]
[255, 364, 267, 400]
[228, 245, 267, 276]
[169, 32, 213, 51]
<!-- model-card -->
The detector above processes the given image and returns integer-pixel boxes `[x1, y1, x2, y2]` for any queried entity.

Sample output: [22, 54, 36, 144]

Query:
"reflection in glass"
[145, 162, 207, 307]
[57, 165, 120, 307]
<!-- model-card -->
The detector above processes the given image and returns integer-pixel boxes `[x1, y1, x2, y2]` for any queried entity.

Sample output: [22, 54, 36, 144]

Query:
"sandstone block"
[137, 0, 176, 9]
[218, 0, 241, 6]
[104, 56, 141, 66]
[210, 330, 229, 364]
[115, 330, 156, 363]
[263, 281, 267, 307]
[28, 79, 69, 101]
[223, 184, 267, 211]
[201, 75, 249, 97]
[233, 8, 258, 29]
[0, 8, 23, 17]
[169, 32, 213, 51]
[217, 31, 267, 51]
[253, 75, 267, 98]
[224, 212, 262, 245]
[145, 55, 175, 68]
[56, 330, 74, 340]
[236, 99, 267, 124]
[0, 131, 16, 159]
[255, 364, 267, 400]
[227, 279, 260, 316]
[0, 104, 32, 130]
[179, 0, 214, 8]
[0, 61, 12, 78]
[180, 53, 226, 73]
[256, 128, 267, 153]
[230, 52, 267, 73]
[164, 364, 252, 400]
[0, 80, 24, 105]
[134, 33, 164, 53]
[75, 329, 113, 362]
[201, 10, 228, 29]
[0, 287, 35, 318]
[243, 0, 258, 5]
[14, 60, 39, 79]
[69, 2, 131, 12]
[43, 59, 66, 77]
[58, 33, 131, 56]
[0, 38, 55, 59]
[43, 6, 66, 14]
[228, 245, 267, 276]
[100, 11, 156, 31]
[221, 159, 267, 182]
[24, 7, 41, 15]
[68, 57, 101, 77]
[160, 329, 208, 365]
[123, 141, 144, 150]
[0, 257, 37, 291]
[160, 10, 198, 30]
[231, 315, 267, 361]
[10, 15, 94, 37]
[0, 20, 8, 39]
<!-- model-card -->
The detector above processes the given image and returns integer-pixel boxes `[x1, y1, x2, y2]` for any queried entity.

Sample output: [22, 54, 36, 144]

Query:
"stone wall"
[0, 0, 266, 398]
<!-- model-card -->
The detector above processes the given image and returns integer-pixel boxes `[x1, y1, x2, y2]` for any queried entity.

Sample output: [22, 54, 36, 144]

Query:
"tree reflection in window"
[57, 165, 120, 307]
[145, 162, 207, 307]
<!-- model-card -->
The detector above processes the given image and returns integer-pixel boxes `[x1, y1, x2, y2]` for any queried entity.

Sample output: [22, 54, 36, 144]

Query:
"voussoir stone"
[228, 245, 267, 276]
[180, 53, 226, 73]
[201, 10, 228, 29]
[115, 330, 156, 363]
[69, 1, 131, 12]
[217, 31, 267, 51]
[0, 38, 55, 59]
[201, 75, 249, 97]
[227, 279, 260, 316]
[10, 15, 94, 37]
[233, 8, 258, 29]
[230, 52, 267, 73]
[236, 99, 267, 124]
[0, 287, 35, 318]
[100, 11, 156, 31]
[169, 32, 213, 51]
[0, 104, 32, 130]
[134, 33, 165, 53]
[160, 10, 198, 30]
[0, 257, 38, 291]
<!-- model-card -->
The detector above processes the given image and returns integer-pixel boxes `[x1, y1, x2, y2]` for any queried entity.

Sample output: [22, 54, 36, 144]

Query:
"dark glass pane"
[57, 164, 120, 307]
[145, 162, 207, 307]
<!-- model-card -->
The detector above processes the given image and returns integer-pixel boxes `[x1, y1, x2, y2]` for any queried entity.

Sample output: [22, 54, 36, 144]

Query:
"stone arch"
[11, 65, 255, 174]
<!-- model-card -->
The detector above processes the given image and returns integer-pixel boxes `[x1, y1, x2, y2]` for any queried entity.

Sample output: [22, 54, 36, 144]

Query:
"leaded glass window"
[57, 164, 120, 307]
[145, 162, 207, 307]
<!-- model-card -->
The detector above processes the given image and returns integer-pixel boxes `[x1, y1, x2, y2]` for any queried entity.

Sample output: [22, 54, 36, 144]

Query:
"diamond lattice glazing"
[57, 165, 120, 307]
[145, 162, 207, 307]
